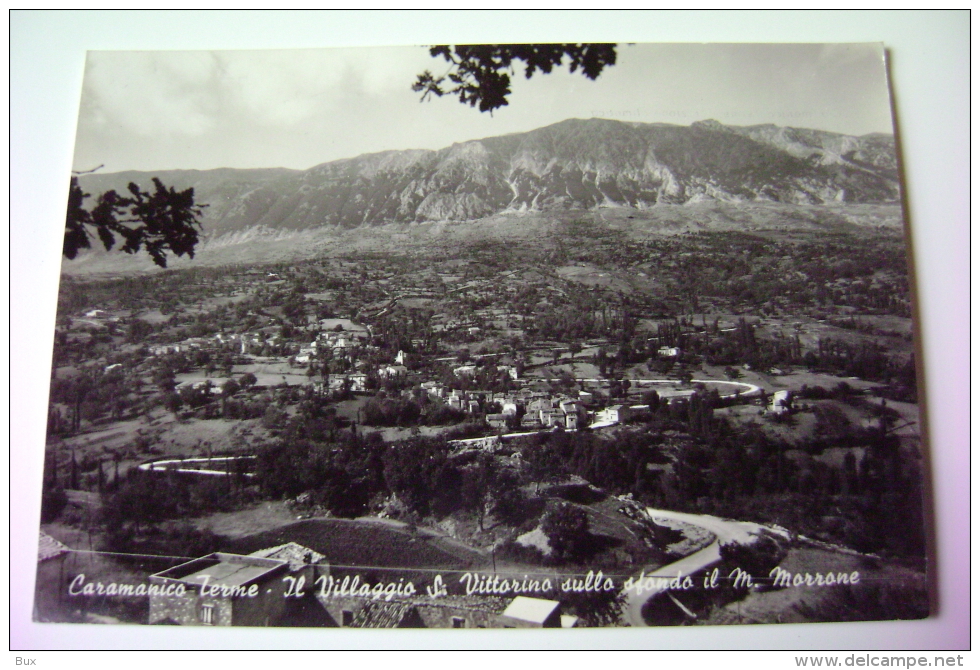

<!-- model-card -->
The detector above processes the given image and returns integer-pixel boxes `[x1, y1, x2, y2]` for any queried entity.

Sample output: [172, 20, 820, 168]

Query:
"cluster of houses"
[143, 317, 372, 364]
[454, 362, 519, 380]
[294, 324, 371, 364]
[415, 383, 642, 433]
[153, 332, 660, 432]
[115, 306, 783, 433]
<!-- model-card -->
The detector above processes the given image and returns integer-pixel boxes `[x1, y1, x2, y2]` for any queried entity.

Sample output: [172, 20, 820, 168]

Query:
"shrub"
[718, 529, 789, 584]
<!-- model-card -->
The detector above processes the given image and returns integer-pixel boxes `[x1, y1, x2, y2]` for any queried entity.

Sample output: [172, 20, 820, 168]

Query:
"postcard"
[34, 42, 929, 630]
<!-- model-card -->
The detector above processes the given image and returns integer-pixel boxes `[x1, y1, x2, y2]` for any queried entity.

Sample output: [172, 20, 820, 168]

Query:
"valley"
[40, 214, 926, 627]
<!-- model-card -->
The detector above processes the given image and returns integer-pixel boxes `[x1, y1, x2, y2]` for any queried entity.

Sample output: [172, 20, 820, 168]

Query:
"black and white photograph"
[27, 39, 937, 634]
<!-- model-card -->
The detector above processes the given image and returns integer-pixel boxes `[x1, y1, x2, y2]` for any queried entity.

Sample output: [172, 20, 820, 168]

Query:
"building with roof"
[595, 404, 634, 425]
[340, 601, 425, 628]
[33, 532, 71, 622]
[521, 414, 543, 429]
[148, 552, 290, 626]
[486, 413, 509, 430]
[768, 390, 793, 415]
[317, 592, 511, 629]
[497, 596, 563, 628]
[378, 365, 408, 380]
[248, 542, 328, 587]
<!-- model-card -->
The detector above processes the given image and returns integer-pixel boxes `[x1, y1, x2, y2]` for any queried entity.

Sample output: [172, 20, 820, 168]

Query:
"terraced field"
[225, 518, 488, 572]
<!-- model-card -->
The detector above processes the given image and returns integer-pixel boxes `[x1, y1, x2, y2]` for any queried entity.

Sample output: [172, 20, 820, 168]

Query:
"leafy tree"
[413, 44, 617, 113]
[718, 531, 788, 582]
[239, 372, 258, 390]
[125, 318, 154, 343]
[40, 483, 68, 523]
[57, 372, 94, 432]
[642, 389, 660, 413]
[192, 349, 212, 368]
[461, 453, 497, 530]
[221, 378, 240, 399]
[382, 438, 454, 516]
[724, 366, 742, 380]
[541, 502, 592, 564]
[163, 392, 183, 418]
[64, 175, 205, 268]
[559, 589, 626, 627]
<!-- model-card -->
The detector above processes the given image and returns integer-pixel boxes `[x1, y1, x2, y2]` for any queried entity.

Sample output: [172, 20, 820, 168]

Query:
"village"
[51, 259, 796, 456]
[38, 230, 927, 628]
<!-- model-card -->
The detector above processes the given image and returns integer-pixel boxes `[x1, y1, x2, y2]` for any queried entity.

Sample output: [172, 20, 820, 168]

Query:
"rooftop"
[500, 596, 560, 624]
[152, 553, 286, 589]
[249, 543, 326, 571]
[350, 601, 416, 628]
[38, 532, 70, 562]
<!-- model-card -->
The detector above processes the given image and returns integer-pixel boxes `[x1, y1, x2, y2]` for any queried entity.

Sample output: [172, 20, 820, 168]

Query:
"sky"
[72, 42, 895, 173]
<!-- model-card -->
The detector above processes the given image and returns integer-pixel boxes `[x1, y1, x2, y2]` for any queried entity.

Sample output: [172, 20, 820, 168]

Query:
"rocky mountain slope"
[76, 118, 900, 243]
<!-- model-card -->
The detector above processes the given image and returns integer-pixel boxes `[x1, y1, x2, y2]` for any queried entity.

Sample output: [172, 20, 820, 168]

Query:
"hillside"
[67, 118, 902, 273]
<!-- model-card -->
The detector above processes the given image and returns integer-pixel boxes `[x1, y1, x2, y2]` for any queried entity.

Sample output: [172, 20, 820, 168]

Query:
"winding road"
[621, 508, 788, 626]
[137, 455, 256, 477]
[536, 377, 762, 398]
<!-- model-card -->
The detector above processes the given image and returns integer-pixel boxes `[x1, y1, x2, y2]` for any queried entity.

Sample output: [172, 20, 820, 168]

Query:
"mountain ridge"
[74, 118, 900, 247]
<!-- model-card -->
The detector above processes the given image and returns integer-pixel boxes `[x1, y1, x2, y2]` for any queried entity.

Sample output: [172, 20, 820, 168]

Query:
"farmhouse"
[148, 552, 292, 626]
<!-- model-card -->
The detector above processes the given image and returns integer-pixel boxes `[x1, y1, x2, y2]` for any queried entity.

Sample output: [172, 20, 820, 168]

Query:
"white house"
[595, 404, 633, 424]
[769, 390, 792, 415]
[378, 365, 408, 380]
[498, 365, 520, 380]
[320, 374, 367, 393]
